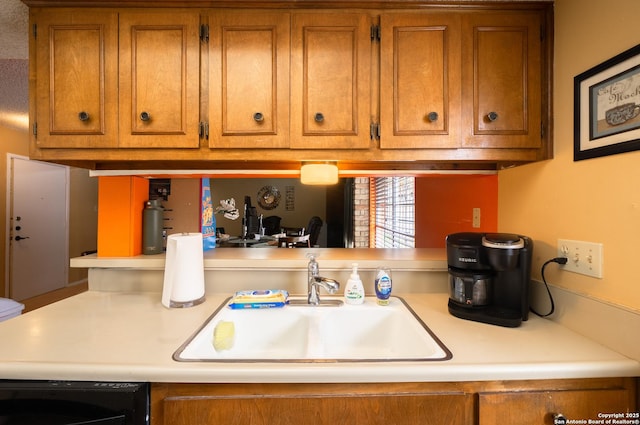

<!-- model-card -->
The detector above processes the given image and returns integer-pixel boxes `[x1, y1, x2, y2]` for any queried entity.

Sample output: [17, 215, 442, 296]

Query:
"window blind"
[372, 177, 415, 248]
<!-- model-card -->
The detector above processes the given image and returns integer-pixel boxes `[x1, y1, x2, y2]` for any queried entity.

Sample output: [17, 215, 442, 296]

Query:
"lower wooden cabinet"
[151, 378, 637, 425]
[479, 386, 635, 425]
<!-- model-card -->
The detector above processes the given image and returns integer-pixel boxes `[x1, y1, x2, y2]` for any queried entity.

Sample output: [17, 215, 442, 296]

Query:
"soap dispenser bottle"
[344, 263, 365, 305]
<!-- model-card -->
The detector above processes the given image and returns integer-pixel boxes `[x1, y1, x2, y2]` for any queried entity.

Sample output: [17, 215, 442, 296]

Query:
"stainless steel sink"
[173, 296, 452, 363]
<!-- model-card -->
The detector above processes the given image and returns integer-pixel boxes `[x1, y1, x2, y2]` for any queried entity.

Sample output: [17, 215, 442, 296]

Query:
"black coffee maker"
[446, 232, 533, 327]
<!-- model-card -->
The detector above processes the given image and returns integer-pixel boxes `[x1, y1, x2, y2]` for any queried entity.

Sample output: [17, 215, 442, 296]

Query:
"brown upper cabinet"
[33, 9, 119, 148]
[379, 12, 462, 149]
[208, 11, 371, 150]
[31, 9, 201, 149]
[26, 2, 552, 170]
[208, 11, 290, 149]
[290, 12, 372, 150]
[118, 11, 201, 148]
[379, 10, 543, 151]
[461, 11, 543, 150]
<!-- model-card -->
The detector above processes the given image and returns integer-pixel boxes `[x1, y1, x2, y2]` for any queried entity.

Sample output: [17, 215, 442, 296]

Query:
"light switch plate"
[557, 239, 603, 278]
[472, 208, 481, 228]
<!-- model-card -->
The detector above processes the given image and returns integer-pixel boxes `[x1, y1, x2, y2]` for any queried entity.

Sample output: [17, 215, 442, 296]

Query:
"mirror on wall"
[151, 173, 499, 249]
[160, 178, 356, 248]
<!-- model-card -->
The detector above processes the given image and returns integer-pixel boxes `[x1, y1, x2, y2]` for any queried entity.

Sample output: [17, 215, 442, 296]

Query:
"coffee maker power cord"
[530, 257, 568, 317]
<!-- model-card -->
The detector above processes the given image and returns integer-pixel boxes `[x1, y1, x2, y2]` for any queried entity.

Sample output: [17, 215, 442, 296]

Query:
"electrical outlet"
[472, 208, 481, 228]
[557, 239, 603, 278]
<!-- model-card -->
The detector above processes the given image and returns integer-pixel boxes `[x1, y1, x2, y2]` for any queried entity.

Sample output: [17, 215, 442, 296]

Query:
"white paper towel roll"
[162, 233, 206, 308]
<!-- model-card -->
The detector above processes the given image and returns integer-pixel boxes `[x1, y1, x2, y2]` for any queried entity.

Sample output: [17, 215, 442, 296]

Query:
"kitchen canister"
[161, 233, 206, 308]
[142, 199, 164, 255]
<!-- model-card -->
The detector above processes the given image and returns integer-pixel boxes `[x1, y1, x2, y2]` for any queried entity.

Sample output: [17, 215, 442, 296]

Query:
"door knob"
[15, 236, 30, 241]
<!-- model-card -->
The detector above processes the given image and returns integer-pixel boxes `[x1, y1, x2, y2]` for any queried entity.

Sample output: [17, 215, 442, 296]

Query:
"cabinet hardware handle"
[427, 112, 438, 122]
[553, 413, 567, 424]
[314, 112, 324, 123]
[78, 111, 90, 121]
[487, 111, 499, 122]
[140, 111, 151, 122]
[253, 112, 264, 123]
[15, 236, 30, 241]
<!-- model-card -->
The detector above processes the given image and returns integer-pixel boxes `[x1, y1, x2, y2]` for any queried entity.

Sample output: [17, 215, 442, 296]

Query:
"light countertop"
[0, 291, 637, 383]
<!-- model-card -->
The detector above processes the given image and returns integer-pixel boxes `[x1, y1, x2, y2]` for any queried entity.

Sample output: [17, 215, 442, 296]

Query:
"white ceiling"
[0, 0, 28, 131]
[1, 0, 28, 60]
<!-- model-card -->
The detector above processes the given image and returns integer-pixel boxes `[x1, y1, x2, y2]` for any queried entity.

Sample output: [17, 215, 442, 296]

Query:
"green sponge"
[212, 320, 235, 352]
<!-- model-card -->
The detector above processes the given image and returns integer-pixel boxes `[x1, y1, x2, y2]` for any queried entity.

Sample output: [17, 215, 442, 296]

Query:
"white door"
[6, 155, 69, 301]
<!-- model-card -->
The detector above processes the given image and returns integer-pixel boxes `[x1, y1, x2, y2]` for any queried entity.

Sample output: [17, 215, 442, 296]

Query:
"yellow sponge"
[212, 320, 235, 352]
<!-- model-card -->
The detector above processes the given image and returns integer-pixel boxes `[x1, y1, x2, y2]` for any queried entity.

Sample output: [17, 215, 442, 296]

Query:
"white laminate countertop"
[0, 291, 637, 383]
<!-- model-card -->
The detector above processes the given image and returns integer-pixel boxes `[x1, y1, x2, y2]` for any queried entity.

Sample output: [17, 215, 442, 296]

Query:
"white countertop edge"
[1, 360, 638, 384]
[70, 248, 449, 271]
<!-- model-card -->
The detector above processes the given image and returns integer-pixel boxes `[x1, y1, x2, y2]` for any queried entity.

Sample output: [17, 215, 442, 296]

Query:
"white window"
[372, 177, 415, 248]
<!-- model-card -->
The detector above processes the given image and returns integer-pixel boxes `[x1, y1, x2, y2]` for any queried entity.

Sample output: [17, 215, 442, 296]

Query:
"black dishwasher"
[0, 380, 149, 424]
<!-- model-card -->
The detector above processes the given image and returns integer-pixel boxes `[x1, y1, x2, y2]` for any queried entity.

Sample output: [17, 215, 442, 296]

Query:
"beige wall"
[499, 0, 640, 311]
[68, 168, 98, 284]
[0, 125, 29, 296]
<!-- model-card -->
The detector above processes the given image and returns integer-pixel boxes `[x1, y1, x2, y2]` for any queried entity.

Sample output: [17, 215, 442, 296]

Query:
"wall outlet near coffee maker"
[557, 239, 603, 279]
[472, 208, 481, 228]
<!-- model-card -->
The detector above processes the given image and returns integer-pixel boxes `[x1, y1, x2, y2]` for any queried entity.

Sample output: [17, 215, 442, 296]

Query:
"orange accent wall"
[415, 175, 498, 248]
[97, 176, 149, 257]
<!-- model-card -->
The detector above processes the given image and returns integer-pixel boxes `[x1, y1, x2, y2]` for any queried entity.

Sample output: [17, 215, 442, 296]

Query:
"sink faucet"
[307, 254, 340, 305]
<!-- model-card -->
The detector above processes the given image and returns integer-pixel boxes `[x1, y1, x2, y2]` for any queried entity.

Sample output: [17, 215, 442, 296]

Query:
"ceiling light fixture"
[300, 162, 339, 185]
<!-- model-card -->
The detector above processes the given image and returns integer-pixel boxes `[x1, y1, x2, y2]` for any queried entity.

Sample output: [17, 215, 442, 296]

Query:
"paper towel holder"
[162, 233, 206, 308]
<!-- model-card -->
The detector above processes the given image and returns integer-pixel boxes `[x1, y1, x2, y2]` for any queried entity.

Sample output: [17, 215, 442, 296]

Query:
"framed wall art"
[574, 43, 640, 161]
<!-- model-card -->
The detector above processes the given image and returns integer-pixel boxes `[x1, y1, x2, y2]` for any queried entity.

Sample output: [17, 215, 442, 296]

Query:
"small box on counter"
[228, 289, 289, 309]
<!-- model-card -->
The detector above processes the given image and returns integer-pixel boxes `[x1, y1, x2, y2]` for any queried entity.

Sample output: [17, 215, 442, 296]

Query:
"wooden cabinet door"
[291, 13, 371, 150]
[33, 9, 118, 148]
[379, 13, 461, 149]
[208, 11, 290, 149]
[119, 11, 200, 148]
[479, 388, 634, 424]
[461, 12, 542, 149]
[152, 383, 473, 425]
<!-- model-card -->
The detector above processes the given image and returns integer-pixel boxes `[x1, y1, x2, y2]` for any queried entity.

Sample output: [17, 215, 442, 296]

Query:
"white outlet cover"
[472, 208, 481, 228]
[557, 239, 603, 279]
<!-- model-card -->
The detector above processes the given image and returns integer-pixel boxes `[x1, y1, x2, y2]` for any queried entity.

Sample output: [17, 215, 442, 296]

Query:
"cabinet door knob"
[427, 111, 438, 122]
[314, 112, 324, 123]
[15, 236, 30, 241]
[140, 111, 151, 122]
[553, 413, 567, 424]
[253, 112, 264, 123]
[78, 111, 90, 121]
[487, 111, 499, 122]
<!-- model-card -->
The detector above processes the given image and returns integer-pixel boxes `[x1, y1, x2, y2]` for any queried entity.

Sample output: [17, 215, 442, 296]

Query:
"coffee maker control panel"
[446, 233, 488, 271]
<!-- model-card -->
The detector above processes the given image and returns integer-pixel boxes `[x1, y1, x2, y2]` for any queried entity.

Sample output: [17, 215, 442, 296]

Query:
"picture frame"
[574, 43, 640, 161]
